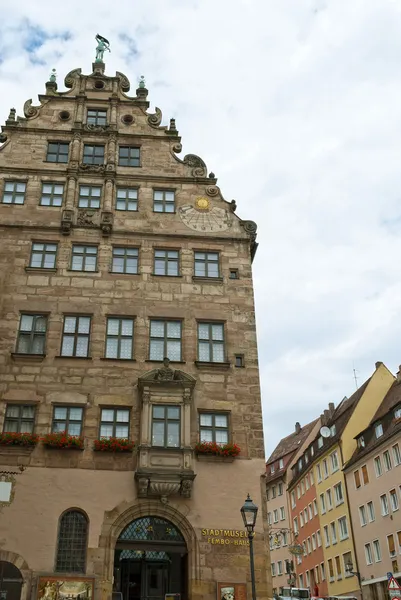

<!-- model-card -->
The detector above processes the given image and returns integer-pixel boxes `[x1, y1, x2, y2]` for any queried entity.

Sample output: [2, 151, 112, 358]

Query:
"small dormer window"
[375, 423, 383, 438]
[311, 445, 314, 456]
[305, 454, 309, 464]
[330, 424, 336, 436]
[298, 458, 302, 470]
[270, 464, 275, 474]
[318, 436, 323, 448]
[357, 436, 365, 448]
[395, 406, 401, 420]
[279, 458, 284, 469]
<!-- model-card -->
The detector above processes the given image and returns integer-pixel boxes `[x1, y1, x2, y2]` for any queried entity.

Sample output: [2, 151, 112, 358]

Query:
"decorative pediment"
[138, 358, 196, 389]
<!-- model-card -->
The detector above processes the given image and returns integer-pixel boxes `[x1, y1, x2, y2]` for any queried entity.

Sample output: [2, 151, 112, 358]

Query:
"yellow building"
[289, 362, 394, 597]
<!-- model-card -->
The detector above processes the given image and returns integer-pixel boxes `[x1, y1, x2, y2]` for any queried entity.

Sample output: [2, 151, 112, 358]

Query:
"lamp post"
[345, 559, 361, 587]
[241, 493, 259, 600]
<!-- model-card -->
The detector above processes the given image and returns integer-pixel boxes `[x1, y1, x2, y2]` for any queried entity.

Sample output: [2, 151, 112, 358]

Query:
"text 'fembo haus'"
[0, 45, 271, 600]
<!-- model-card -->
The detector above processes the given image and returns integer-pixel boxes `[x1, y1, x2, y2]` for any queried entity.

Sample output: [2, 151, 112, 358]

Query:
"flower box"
[0, 432, 39, 447]
[194, 441, 241, 458]
[42, 432, 84, 450]
[93, 437, 135, 452]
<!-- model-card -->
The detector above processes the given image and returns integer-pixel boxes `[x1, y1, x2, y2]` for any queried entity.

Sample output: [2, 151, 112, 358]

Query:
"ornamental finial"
[138, 75, 146, 89]
[95, 34, 111, 62]
[49, 68, 57, 83]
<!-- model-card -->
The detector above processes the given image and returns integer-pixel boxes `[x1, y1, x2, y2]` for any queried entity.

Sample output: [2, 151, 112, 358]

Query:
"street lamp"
[241, 493, 259, 600]
[345, 559, 361, 586]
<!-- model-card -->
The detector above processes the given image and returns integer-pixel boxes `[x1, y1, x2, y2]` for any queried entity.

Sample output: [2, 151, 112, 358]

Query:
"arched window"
[55, 509, 88, 573]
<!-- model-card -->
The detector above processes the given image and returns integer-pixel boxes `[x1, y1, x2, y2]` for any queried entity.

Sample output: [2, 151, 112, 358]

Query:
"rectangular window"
[3, 404, 35, 433]
[100, 407, 130, 438]
[323, 458, 329, 478]
[61, 315, 91, 357]
[197, 322, 225, 363]
[300, 512, 304, 527]
[383, 450, 392, 471]
[29, 242, 58, 269]
[312, 534, 316, 550]
[388, 534, 396, 557]
[194, 251, 220, 278]
[359, 505, 367, 526]
[324, 525, 330, 547]
[71, 245, 98, 272]
[390, 489, 399, 512]
[365, 543, 373, 565]
[105, 317, 134, 360]
[87, 109, 107, 126]
[305, 570, 310, 587]
[2, 181, 26, 204]
[317, 464, 322, 482]
[343, 551, 352, 578]
[334, 482, 344, 505]
[199, 413, 228, 445]
[271, 464, 275, 474]
[299, 574, 303, 587]
[335, 556, 342, 578]
[16, 314, 47, 355]
[266, 487, 270, 501]
[52, 406, 83, 436]
[229, 268, 239, 279]
[268, 513, 272, 526]
[317, 530, 322, 547]
[83, 144, 104, 165]
[393, 443, 401, 466]
[326, 489, 333, 510]
[328, 558, 334, 580]
[375, 423, 383, 438]
[297, 485, 300, 499]
[277, 561, 282, 575]
[380, 494, 389, 516]
[331, 522, 337, 544]
[331, 451, 339, 472]
[374, 456, 383, 477]
[307, 538, 311, 553]
[278, 482, 283, 495]
[310, 470, 314, 485]
[308, 503, 313, 519]
[116, 187, 138, 211]
[313, 499, 318, 516]
[149, 320, 182, 361]
[354, 470, 361, 488]
[271, 563, 276, 577]
[301, 480, 305, 495]
[279, 458, 284, 469]
[119, 146, 140, 167]
[361, 464, 369, 484]
[291, 492, 296, 509]
[304, 508, 308, 524]
[111, 247, 139, 275]
[152, 405, 180, 448]
[46, 142, 69, 163]
[280, 506, 285, 521]
[397, 531, 401, 553]
[273, 509, 279, 523]
[234, 354, 244, 368]
[373, 539, 381, 562]
[78, 185, 102, 209]
[272, 486, 277, 499]
[40, 183, 64, 206]
[154, 249, 179, 276]
[320, 562, 326, 581]
[293, 517, 298, 535]
[320, 493, 326, 514]
[338, 516, 348, 540]
[318, 436, 323, 448]
[282, 531, 288, 546]
[306, 474, 310, 490]
[153, 190, 175, 212]
[367, 501, 375, 522]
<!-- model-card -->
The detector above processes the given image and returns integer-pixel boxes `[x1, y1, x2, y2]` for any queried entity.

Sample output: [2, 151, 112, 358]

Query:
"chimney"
[328, 402, 335, 415]
[295, 422, 301, 434]
[397, 365, 401, 382]
[323, 409, 330, 423]
[375, 361, 383, 370]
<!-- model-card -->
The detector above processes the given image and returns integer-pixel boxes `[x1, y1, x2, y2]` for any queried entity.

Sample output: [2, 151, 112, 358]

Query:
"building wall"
[344, 432, 401, 597]
[0, 64, 271, 600]
[267, 471, 292, 591]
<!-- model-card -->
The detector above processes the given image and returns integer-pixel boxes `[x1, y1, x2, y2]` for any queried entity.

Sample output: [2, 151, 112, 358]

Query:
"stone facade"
[0, 61, 271, 600]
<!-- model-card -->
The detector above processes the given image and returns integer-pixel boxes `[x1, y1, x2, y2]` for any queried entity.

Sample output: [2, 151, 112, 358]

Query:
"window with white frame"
[279, 458, 284, 469]
[354, 469, 361, 488]
[271, 562, 276, 576]
[324, 525, 330, 547]
[317, 530, 322, 547]
[313, 499, 318, 516]
[388, 534, 396, 557]
[395, 406, 401, 419]
[307, 538, 311, 554]
[326, 488, 333, 510]
[304, 508, 308, 524]
[380, 494, 389, 516]
[359, 505, 367, 526]
[365, 543, 373, 565]
[320, 562, 326, 581]
[312, 534, 317, 550]
[330, 522, 337, 544]
[301, 480, 305, 494]
[390, 489, 399, 512]
[374, 456, 383, 477]
[297, 485, 301, 499]
[375, 423, 383, 438]
[306, 571, 310, 587]
[334, 482, 344, 505]
[291, 491, 296, 509]
[317, 463, 322, 482]
[320, 493, 326, 514]
[299, 574, 304, 587]
[338, 516, 348, 540]
[318, 436, 323, 448]
[300, 512, 304, 527]
[330, 424, 336, 436]
[277, 561, 283, 575]
[268, 512, 272, 526]
[308, 503, 313, 519]
[393, 443, 401, 466]
[323, 458, 329, 477]
[282, 531, 288, 546]
[280, 506, 285, 521]
[335, 556, 342, 579]
[278, 482, 283, 496]
[306, 474, 310, 490]
[328, 559, 334, 581]
[310, 470, 314, 485]
[331, 451, 339, 472]
[273, 509, 279, 523]
[270, 464, 275, 474]
[367, 501, 375, 522]
[361, 464, 369, 484]
[272, 486, 277, 499]
[293, 517, 298, 535]
[373, 539, 381, 562]
[383, 450, 392, 471]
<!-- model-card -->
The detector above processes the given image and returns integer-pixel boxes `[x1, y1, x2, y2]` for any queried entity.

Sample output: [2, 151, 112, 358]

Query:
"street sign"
[389, 577, 401, 591]
[388, 573, 394, 580]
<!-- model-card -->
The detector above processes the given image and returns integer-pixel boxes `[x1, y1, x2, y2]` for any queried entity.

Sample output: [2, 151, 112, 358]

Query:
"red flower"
[42, 431, 84, 449]
[194, 441, 241, 457]
[0, 432, 39, 447]
[93, 437, 135, 452]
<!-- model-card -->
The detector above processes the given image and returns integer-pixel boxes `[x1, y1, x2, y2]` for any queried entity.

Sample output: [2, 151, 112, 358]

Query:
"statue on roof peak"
[95, 34, 110, 62]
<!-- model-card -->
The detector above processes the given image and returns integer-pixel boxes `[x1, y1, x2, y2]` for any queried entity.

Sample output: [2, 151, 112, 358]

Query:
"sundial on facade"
[179, 197, 231, 232]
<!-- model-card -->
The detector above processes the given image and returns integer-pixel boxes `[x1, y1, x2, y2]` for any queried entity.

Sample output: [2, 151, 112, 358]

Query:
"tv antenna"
[352, 363, 359, 390]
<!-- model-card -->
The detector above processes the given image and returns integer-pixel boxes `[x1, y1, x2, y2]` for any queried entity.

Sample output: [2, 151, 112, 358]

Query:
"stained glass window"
[56, 510, 88, 573]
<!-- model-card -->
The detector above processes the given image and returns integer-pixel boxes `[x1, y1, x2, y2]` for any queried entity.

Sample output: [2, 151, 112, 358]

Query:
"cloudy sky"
[2, 0, 401, 456]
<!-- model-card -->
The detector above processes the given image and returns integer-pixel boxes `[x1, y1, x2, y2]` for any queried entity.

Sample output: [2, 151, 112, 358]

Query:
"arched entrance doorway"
[113, 516, 187, 600]
[0, 561, 23, 600]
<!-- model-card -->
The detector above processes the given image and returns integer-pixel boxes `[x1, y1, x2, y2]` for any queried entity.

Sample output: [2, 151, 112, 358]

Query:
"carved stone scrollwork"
[23, 99, 40, 119]
[100, 211, 114, 236]
[137, 477, 149, 498]
[79, 163, 106, 174]
[183, 154, 207, 177]
[77, 210, 98, 228]
[61, 209, 74, 235]
[147, 107, 162, 128]
[83, 124, 110, 133]
[205, 185, 219, 197]
[116, 71, 130, 92]
[64, 68, 82, 89]
[242, 220, 258, 241]
[172, 142, 182, 154]
[181, 479, 193, 499]
[183, 389, 191, 405]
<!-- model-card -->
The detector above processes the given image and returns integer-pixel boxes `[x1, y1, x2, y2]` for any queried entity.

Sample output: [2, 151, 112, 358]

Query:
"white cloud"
[2, 0, 401, 456]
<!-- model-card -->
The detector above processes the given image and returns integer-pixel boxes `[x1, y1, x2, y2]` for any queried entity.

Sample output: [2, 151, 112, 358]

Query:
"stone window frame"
[82, 144, 105, 165]
[118, 146, 141, 167]
[86, 108, 108, 126]
[55, 509, 89, 573]
[3, 403, 36, 434]
[193, 250, 220, 278]
[60, 314, 92, 358]
[40, 182, 64, 207]
[151, 404, 181, 448]
[198, 410, 230, 445]
[29, 241, 58, 269]
[46, 141, 69, 163]
[148, 319, 183, 363]
[115, 187, 138, 211]
[110, 246, 139, 275]
[16, 313, 48, 356]
[78, 184, 102, 209]
[2, 180, 27, 205]
[153, 189, 175, 213]
[229, 268, 239, 279]
[52, 405, 84, 436]
[99, 406, 131, 439]
[153, 248, 180, 277]
[71, 244, 98, 272]
[105, 316, 135, 360]
[196, 320, 227, 364]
